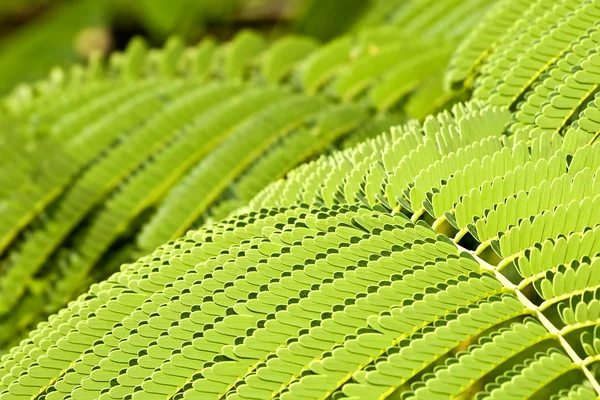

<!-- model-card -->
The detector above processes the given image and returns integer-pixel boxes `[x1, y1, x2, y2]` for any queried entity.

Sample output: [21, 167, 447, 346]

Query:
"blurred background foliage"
[0, 0, 492, 349]
[0, 0, 372, 95]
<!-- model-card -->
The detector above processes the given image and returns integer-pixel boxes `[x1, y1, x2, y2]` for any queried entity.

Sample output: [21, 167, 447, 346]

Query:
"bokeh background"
[0, 0, 370, 95]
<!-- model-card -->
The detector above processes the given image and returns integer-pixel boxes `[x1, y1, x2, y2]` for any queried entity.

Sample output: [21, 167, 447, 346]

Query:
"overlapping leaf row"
[1, 102, 599, 400]
[445, 0, 537, 91]
[448, 0, 600, 147]
[0, 0, 491, 350]
[241, 102, 600, 399]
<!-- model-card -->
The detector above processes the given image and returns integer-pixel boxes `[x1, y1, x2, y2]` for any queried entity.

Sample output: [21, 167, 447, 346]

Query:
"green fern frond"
[3, 1, 600, 400]
[2, 99, 599, 400]
[0, 8, 477, 347]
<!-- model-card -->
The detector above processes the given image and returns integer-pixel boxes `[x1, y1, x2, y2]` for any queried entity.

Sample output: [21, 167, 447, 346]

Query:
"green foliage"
[0, 0, 343, 95]
[3, 101, 600, 400]
[0, 0, 108, 95]
[294, 0, 370, 41]
[449, 0, 600, 148]
[0, 0, 485, 351]
[120, 0, 239, 40]
[3, 0, 600, 399]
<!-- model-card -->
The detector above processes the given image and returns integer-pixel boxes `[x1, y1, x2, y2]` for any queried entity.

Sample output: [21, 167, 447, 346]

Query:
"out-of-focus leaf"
[0, 0, 108, 94]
